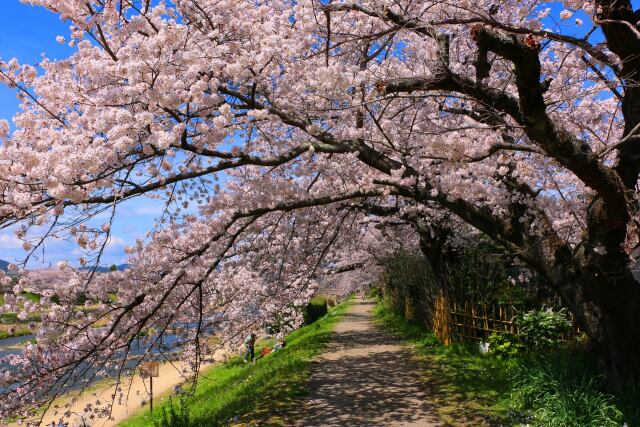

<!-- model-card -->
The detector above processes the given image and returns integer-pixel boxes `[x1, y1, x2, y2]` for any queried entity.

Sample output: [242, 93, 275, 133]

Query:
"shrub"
[383, 251, 437, 323]
[303, 296, 328, 324]
[268, 296, 329, 332]
[325, 295, 337, 307]
[487, 332, 523, 359]
[519, 307, 571, 349]
[441, 238, 517, 305]
[487, 308, 571, 359]
[75, 292, 88, 305]
[366, 286, 381, 298]
[510, 352, 624, 426]
[154, 396, 191, 427]
[381, 238, 542, 331]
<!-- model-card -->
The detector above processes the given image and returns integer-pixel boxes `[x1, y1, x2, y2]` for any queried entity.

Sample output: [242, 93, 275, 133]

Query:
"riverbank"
[8, 349, 230, 427]
[121, 300, 348, 426]
[0, 326, 32, 340]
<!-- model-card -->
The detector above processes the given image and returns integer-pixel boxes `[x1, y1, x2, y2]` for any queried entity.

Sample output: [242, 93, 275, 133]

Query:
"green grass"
[308, 295, 327, 305]
[375, 300, 638, 427]
[19, 291, 41, 303]
[120, 301, 349, 427]
[510, 352, 624, 426]
[0, 312, 41, 324]
[0, 327, 32, 339]
[374, 301, 512, 425]
[0, 291, 43, 306]
[0, 312, 19, 324]
[0, 292, 42, 325]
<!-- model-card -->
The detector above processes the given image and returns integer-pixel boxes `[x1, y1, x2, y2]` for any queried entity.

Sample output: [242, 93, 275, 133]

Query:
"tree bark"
[561, 272, 640, 391]
[415, 218, 450, 288]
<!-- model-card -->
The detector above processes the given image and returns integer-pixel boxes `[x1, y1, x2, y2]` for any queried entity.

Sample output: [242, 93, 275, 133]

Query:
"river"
[0, 332, 184, 396]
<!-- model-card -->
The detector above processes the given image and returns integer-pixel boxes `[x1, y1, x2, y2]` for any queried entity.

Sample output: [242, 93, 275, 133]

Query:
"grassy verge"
[510, 352, 630, 426]
[0, 325, 32, 339]
[375, 300, 638, 427]
[374, 302, 512, 425]
[120, 300, 349, 427]
[0, 292, 43, 328]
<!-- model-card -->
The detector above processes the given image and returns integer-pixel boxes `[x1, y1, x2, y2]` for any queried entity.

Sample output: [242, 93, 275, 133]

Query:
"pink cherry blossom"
[0, 0, 639, 420]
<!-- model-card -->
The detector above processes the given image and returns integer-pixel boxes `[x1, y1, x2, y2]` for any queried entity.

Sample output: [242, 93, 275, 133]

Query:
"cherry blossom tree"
[1, 0, 640, 420]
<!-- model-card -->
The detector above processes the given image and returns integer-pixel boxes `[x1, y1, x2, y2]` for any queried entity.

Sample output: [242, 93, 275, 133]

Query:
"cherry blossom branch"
[325, 3, 621, 74]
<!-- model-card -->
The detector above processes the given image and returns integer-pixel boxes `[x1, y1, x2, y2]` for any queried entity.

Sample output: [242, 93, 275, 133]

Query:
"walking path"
[294, 299, 442, 426]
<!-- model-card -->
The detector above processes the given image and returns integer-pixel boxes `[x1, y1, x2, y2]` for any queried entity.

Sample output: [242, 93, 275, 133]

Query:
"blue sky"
[0, 1, 167, 268]
[0, 2, 72, 123]
[0, 1, 637, 267]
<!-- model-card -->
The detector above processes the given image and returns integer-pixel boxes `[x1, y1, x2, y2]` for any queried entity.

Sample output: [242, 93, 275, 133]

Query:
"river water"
[0, 332, 183, 395]
[0, 333, 35, 359]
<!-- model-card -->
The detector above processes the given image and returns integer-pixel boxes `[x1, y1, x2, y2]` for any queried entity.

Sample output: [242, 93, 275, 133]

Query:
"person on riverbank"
[256, 338, 286, 361]
[243, 333, 257, 364]
[273, 339, 286, 352]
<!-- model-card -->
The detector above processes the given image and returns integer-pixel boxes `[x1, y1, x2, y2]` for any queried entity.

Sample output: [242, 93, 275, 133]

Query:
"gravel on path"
[294, 299, 442, 427]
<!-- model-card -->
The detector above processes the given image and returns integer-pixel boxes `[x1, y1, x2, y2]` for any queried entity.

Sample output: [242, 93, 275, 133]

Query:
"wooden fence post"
[405, 295, 414, 321]
[433, 295, 451, 346]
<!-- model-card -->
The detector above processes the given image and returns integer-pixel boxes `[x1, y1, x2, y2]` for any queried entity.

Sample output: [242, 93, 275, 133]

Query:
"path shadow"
[290, 302, 442, 426]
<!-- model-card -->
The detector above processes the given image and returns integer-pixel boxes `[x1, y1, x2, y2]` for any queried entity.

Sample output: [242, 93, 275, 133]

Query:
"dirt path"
[293, 299, 442, 426]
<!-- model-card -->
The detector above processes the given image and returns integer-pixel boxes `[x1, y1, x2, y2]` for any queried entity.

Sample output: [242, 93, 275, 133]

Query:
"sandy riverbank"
[10, 348, 232, 427]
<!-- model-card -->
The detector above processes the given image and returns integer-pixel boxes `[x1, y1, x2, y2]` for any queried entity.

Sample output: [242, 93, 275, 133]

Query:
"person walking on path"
[243, 333, 257, 363]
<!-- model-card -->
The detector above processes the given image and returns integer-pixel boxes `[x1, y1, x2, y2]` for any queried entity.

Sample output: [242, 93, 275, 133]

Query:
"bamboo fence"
[433, 296, 580, 344]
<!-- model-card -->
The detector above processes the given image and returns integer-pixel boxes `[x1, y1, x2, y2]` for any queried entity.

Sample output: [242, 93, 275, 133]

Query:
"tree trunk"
[415, 218, 450, 292]
[558, 271, 640, 391]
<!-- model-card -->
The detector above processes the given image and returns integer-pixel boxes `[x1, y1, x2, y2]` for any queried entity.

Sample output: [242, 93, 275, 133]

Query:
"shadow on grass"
[375, 302, 640, 427]
[120, 303, 348, 427]
[374, 303, 512, 426]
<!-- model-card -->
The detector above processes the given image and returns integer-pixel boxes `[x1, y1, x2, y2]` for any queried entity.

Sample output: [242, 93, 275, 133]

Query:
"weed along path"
[293, 299, 442, 426]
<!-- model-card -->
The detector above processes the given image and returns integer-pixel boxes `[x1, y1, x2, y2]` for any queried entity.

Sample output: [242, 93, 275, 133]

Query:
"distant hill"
[1, 260, 129, 273]
[0, 259, 19, 281]
[79, 263, 129, 273]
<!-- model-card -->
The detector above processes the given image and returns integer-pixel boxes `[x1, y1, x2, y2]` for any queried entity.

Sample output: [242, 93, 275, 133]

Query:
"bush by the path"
[487, 306, 573, 360]
[375, 300, 638, 426]
[518, 307, 572, 349]
[121, 300, 348, 427]
[303, 295, 328, 325]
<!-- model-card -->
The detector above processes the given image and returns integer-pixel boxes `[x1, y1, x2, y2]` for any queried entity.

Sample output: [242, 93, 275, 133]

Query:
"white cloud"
[106, 235, 126, 249]
[0, 233, 22, 249]
[133, 205, 165, 216]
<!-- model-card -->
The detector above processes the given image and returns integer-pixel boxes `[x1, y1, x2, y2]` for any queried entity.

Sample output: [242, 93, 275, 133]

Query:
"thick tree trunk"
[558, 271, 640, 391]
[415, 219, 450, 294]
[414, 214, 640, 389]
